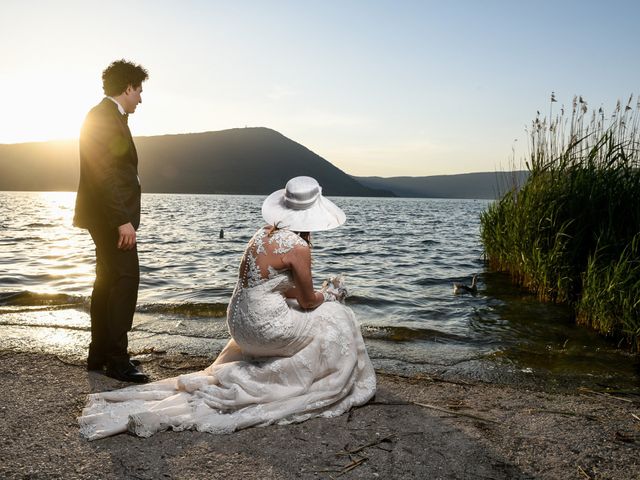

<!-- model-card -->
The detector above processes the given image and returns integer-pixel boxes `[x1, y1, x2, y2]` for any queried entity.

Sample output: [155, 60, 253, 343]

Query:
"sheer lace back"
[239, 227, 309, 288]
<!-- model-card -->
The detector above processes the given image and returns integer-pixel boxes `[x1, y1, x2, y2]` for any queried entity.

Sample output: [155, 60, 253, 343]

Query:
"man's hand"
[117, 222, 136, 250]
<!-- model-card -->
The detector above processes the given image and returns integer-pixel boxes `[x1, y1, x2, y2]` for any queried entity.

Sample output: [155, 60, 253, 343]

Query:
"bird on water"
[453, 274, 478, 295]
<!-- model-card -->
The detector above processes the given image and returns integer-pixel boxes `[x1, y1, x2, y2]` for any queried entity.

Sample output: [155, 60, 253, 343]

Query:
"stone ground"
[1, 350, 639, 480]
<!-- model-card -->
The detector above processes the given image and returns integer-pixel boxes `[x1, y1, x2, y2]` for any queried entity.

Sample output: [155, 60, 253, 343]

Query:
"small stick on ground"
[578, 387, 634, 403]
[311, 457, 369, 477]
[429, 377, 474, 386]
[55, 356, 84, 368]
[413, 402, 498, 424]
[336, 434, 395, 456]
[378, 371, 473, 386]
[526, 408, 599, 421]
[336, 457, 367, 477]
[614, 431, 640, 444]
[577, 465, 592, 479]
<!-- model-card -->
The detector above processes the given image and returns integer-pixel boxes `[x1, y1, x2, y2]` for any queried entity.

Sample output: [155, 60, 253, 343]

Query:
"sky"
[1, 0, 639, 177]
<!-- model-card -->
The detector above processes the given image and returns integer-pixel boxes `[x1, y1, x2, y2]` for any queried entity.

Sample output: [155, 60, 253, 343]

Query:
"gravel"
[1, 350, 638, 480]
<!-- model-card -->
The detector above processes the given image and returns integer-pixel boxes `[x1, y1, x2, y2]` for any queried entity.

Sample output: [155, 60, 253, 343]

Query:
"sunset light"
[1, 1, 640, 477]
[2, 72, 94, 143]
[2, 1, 638, 176]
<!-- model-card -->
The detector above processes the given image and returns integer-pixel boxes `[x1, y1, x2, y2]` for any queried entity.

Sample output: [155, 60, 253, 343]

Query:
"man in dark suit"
[74, 60, 149, 383]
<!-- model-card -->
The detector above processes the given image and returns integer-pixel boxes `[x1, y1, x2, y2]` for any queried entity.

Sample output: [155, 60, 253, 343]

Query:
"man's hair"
[102, 60, 149, 96]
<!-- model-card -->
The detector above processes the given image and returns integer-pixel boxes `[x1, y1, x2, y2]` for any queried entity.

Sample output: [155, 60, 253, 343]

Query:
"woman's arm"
[282, 245, 325, 309]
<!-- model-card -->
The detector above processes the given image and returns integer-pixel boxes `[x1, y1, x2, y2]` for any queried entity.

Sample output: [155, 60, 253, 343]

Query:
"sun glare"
[1, 72, 96, 144]
[38, 192, 77, 226]
[36, 192, 93, 271]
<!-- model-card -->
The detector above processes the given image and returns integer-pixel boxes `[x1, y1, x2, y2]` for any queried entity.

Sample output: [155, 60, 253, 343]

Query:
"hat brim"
[262, 189, 346, 232]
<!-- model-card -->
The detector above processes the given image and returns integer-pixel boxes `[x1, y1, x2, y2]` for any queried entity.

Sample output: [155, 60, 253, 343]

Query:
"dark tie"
[122, 114, 129, 125]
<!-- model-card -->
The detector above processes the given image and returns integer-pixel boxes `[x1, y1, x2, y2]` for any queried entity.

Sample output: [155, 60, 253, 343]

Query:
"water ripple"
[2, 192, 636, 387]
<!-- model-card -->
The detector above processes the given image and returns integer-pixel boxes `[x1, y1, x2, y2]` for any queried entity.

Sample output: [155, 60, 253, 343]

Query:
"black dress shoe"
[87, 359, 105, 371]
[89, 358, 141, 371]
[105, 364, 150, 383]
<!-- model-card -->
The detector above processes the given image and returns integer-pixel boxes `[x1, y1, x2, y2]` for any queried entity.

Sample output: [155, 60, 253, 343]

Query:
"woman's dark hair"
[102, 60, 149, 96]
[295, 231, 311, 246]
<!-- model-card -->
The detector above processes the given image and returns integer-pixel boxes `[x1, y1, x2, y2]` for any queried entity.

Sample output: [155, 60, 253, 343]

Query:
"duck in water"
[453, 274, 478, 295]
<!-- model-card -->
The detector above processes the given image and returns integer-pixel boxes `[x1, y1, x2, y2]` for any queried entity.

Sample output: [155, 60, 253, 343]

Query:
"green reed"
[481, 94, 640, 349]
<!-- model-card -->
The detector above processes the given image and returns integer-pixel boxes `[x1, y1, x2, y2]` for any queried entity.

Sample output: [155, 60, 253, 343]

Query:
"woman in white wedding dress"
[78, 176, 376, 440]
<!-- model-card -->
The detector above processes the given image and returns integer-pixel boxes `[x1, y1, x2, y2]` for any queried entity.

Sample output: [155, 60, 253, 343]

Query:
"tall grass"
[481, 94, 640, 349]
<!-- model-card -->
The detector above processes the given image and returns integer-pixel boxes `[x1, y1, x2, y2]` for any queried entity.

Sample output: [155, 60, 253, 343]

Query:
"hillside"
[0, 128, 390, 197]
[355, 171, 529, 199]
[0, 129, 528, 199]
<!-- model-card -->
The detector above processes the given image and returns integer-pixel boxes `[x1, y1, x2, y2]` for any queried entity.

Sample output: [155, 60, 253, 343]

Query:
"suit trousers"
[88, 224, 139, 369]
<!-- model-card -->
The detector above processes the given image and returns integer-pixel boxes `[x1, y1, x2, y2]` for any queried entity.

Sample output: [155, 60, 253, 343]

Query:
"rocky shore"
[1, 350, 639, 479]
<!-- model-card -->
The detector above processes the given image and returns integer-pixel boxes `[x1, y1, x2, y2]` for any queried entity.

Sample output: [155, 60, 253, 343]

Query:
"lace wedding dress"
[78, 227, 376, 440]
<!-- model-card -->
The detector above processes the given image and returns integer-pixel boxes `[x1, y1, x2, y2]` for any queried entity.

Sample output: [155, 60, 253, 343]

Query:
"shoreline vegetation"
[481, 94, 640, 350]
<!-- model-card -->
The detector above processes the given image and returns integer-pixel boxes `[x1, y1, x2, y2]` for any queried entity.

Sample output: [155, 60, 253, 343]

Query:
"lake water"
[0, 192, 637, 390]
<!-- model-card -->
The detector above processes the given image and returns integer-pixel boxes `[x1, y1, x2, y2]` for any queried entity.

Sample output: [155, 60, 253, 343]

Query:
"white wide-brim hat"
[262, 176, 346, 232]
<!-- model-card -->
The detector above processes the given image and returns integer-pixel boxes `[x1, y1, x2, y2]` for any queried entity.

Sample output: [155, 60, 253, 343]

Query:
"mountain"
[0, 127, 391, 197]
[0, 128, 528, 198]
[355, 171, 529, 199]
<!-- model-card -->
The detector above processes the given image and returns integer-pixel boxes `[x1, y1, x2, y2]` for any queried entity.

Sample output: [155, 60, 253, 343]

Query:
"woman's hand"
[283, 245, 348, 309]
[321, 275, 348, 303]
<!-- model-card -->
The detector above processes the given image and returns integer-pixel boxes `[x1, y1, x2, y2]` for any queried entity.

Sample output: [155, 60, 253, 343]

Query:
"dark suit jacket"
[74, 98, 141, 230]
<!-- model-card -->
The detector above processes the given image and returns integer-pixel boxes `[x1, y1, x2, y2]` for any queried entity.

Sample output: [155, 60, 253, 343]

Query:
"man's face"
[122, 85, 143, 114]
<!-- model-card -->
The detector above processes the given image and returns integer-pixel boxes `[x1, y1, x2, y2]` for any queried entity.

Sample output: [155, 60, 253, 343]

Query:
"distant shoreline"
[0, 190, 495, 201]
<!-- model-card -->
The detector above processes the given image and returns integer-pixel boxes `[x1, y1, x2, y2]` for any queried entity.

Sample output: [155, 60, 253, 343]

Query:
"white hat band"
[284, 186, 321, 210]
